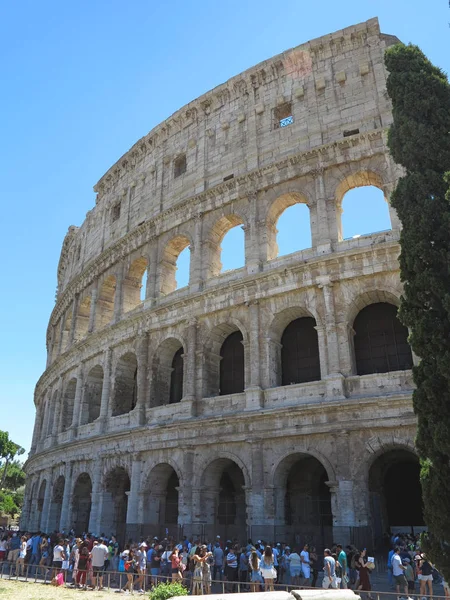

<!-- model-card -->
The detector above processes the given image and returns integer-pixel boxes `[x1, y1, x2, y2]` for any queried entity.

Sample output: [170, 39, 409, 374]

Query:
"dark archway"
[103, 467, 130, 544]
[48, 475, 65, 532]
[369, 448, 423, 548]
[169, 348, 184, 404]
[281, 317, 320, 385]
[61, 379, 77, 431]
[85, 365, 104, 424]
[37, 480, 46, 531]
[220, 331, 244, 395]
[112, 353, 138, 416]
[142, 464, 180, 539]
[353, 303, 413, 375]
[72, 473, 92, 535]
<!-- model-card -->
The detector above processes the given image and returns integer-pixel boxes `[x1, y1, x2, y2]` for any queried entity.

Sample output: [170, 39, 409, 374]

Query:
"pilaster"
[136, 334, 148, 425]
[88, 287, 98, 333]
[99, 348, 113, 431]
[59, 462, 73, 532]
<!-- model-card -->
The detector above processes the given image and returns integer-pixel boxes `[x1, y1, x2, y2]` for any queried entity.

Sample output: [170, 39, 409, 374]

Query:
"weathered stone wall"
[23, 18, 419, 547]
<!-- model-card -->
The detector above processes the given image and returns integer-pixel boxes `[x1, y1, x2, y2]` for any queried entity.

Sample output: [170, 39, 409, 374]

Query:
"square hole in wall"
[111, 202, 121, 223]
[174, 154, 187, 178]
[274, 102, 294, 129]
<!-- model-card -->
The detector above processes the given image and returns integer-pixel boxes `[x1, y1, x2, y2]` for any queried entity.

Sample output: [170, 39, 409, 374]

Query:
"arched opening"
[140, 270, 148, 302]
[336, 173, 391, 241]
[274, 454, 332, 548]
[369, 449, 423, 548]
[160, 236, 191, 295]
[142, 464, 180, 537]
[266, 193, 311, 261]
[206, 215, 245, 278]
[151, 339, 184, 406]
[60, 378, 77, 431]
[83, 365, 104, 424]
[47, 390, 59, 437]
[102, 467, 130, 544]
[220, 331, 244, 395]
[353, 302, 413, 375]
[61, 310, 72, 353]
[37, 480, 46, 530]
[123, 256, 148, 312]
[200, 458, 247, 541]
[281, 317, 320, 385]
[95, 275, 116, 329]
[112, 353, 138, 416]
[75, 296, 91, 340]
[48, 475, 65, 532]
[72, 473, 92, 535]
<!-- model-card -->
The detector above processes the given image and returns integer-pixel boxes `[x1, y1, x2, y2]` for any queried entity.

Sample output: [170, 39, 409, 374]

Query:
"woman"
[260, 546, 276, 591]
[309, 547, 319, 588]
[289, 547, 302, 587]
[192, 544, 210, 595]
[418, 553, 433, 599]
[76, 542, 90, 589]
[170, 546, 182, 582]
[249, 549, 263, 593]
[0, 536, 7, 563]
[16, 536, 27, 577]
[355, 549, 373, 600]
[70, 538, 82, 586]
[122, 548, 137, 594]
[39, 536, 49, 575]
[239, 546, 249, 591]
[150, 545, 162, 588]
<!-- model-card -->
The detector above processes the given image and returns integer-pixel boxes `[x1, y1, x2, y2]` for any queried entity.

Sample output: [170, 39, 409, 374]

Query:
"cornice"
[49, 127, 388, 343]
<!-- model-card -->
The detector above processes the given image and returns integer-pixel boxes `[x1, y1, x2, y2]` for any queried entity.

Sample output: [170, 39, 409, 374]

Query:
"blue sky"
[1, 0, 448, 455]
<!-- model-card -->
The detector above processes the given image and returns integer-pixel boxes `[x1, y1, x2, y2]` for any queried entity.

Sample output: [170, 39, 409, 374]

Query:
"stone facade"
[23, 18, 421, 549]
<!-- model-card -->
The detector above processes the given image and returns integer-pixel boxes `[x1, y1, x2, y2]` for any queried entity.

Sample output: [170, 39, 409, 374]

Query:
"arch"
[220, 331, 244, 395]
[37, 479, 46, 530]
[96, 275, 116, 329]
[101, 467, 131, 544]
[47, 390, 59, 437]
[83, 365, 104, 424]
[199, 457, 248, 540]
[72, 473, 92, 535]
[75, 295, 91, 340]
[369, 448, 423, 548]
[48, 475, 65, 532]
[123, 256, 148, 312]
[335, 171, 391, 241]
[151, 337, 184, 407]
[273, 452, 332, 547]
[281, 317, 321, 385]
[353, 303, 413, 375]
[266, 192, 311, 260]
[344, 288, 401, 328]
[112, 352, 138, 416]
[60, 378, 77, 431]
[159, 235, 191, 295]
[206, 214, 246, 278]
[142, 463, 181, 528]
[61, 310, 72, 352]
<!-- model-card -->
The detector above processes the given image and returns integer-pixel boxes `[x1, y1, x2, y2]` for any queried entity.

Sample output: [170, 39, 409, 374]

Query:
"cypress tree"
[385, 43, 450, 579]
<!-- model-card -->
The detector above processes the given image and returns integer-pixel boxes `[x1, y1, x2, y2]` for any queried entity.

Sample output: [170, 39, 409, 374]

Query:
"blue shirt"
[32, 536, 41, 554]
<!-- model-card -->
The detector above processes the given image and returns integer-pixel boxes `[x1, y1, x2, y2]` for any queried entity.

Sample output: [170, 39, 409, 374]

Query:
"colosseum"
[23, 17, 424, 550]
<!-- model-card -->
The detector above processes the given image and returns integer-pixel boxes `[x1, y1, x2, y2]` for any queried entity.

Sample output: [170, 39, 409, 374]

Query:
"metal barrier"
[0, 561, 448, 599]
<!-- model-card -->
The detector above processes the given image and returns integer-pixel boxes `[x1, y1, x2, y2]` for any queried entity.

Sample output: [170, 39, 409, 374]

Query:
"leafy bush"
[149, 581, 188, 600]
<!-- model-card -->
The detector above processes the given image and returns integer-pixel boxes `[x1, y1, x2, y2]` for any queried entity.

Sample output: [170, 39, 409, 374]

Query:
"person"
[7, 533, 20, 564]
[51, 538, 66, 583]
[323, 548, 338, 589]
[225, 545, 238, 592]
[355, 549, 373, 599]
[260, 546, 276, 591]
[249, 549, 263, 592]
[90, 537, 109, 591]
[280, 546, 291, 585]
[212, 541, 223, 582]
[16, 536, 27, 577]
[76, 542, 90, 589]
[150, 544, 162, 587]
[388, 547, 395, 589]
[28, 532, 41, 575]
[300, 544, 311, 585]
[170, 545, 182, 582]
[135, 542, 148, 592]
[202, 546, 213, 594]
[121, 548, 137, 594]
[192, 545, 209, 595]
[0, 536, 7, 563]
[310, 547, 319, 587]
[289, 547, 302, 586]
[239, 545, 249, 590]
[392, 546, 410, 600]
[336, 544, 347, 589]
[70, 538, 82, 587]
[418, 553, 433, 599]
[403, 558, 415, 595]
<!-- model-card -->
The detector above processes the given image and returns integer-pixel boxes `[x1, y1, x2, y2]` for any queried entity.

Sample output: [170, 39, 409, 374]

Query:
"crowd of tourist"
[0, 528, 449, 597]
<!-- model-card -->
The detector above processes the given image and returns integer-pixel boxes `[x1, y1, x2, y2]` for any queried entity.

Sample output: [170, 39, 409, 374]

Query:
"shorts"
[151, 568, 160, 576]
[93, 565, 104, 575]
[290, 567, 301, 577]
[172, 568, 180, 574]
[251, 570, 263, 583]
[394, 574, 408, 586]
[419, 574, 433, 581]
[53, 560, 63, 569]
[8, 550, 19, 562]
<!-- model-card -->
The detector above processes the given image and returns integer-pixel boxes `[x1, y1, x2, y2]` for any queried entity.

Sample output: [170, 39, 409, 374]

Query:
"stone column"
[126, 456, 142, 533]
[245, 301, 263, 410]
[189, 214, 203, 292]
[51, 377, 64, 443]
[178, 450, 194, 532]
[247, 442, 265, 537]
[245, 193, 262, 275]
[69, 293, 80, 345]
[59, 462, 73, 532]
[136, 334, 148, 425]
[70, 364, 84, 436]
[315, 325, 329, 378]
[40, 469, 53, 533]
[30, 404, 43, 454]
[145, 237, 158, 306]
[88, 287, 98, 333]
[113, 264, 124, 322]
[41, 394, 52, 441]
[99, 348, 113, 431]
[88, 458, 103, 535]
[313, 169, 333, 253]
[20, 476, 34, 530]
[57, 316, 65, 356]
[183, 319, 198, 416]
[318, 277, 345, 398]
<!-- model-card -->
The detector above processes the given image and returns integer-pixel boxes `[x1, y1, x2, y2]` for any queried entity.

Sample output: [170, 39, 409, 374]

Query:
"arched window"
[169, 347, 184, 404]
[75, 296, 91, 340]
[207, 215, 245, 278]
[123, 257, 148, 312]
[175, 247, 190, 289]
[160, 236, 191, 295]
[281, 317, 321, 384]
[275, 203, 311, 257]
[60, 378, 77, 431]
[221, 226, 245, 272]
[96, 275, 116, 329]
[220, 331, 244, 395]
[353, 302, 413, 375]
[112, 353, 138, 416]
[339, 182, 391, 240]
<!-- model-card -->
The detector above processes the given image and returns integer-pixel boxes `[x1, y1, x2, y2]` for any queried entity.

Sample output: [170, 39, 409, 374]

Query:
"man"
[90, 537, 109, 591]
[213, 541, 224, 582]
[226, 544, 238, 592]
[51, 538, 66, 583]
[29, 532, 42, 575]
[300, 544, 311, 585]
[109, 535, 119, 574]
[322, 548, 338, 589]
[7, 533, 20, 564]
[336, 544, 348, 589]
[135, 542, 148, 593]
[391, 546, 410, 600]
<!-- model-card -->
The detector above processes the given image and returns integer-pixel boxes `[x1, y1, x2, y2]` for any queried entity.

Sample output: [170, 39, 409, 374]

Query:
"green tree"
[0, 430, 24, 489]
[385, 43, 450, 580]
[3, 461, 26, 491]
[0, 491, 19, 519]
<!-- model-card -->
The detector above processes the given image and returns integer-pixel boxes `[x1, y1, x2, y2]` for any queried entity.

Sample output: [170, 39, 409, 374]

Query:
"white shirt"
[91, 543, 109, 567]
[53, 545, 65, 561]
[289, 552, 301, 567]
[392, 553, 404, 576]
